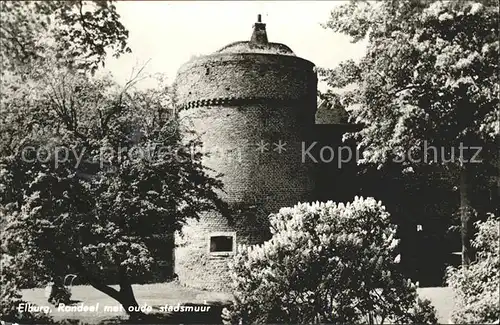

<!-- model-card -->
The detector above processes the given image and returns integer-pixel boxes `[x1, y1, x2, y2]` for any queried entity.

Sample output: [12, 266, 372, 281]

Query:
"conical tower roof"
[215, 15, 295, 56]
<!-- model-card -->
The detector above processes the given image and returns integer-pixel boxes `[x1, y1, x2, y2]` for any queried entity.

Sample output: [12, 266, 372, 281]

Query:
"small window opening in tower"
[209, 234, 235, 253]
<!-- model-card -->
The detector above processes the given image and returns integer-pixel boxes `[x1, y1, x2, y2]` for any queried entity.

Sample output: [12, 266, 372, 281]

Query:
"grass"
[21, 283, 455, 324]
[21, 282, 232, 324]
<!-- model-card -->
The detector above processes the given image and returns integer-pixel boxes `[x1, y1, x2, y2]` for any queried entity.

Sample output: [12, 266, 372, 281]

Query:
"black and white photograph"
[0, 1, 498, 324]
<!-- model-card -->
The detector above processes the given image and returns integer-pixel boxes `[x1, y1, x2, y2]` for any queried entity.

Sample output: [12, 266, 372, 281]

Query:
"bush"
[446, 214, 499, 324]
[223, 197, 437, 324]
[1, 254, 54, 324]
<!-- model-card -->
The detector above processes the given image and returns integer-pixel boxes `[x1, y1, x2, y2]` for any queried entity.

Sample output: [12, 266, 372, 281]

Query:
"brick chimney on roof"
[250, 14, 268, 44]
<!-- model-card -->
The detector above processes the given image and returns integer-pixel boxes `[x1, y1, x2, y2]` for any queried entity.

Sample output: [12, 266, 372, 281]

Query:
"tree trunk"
[117, 268, 143, 320]
[51, 250, 145, 321]
[459, 164, 474, 265]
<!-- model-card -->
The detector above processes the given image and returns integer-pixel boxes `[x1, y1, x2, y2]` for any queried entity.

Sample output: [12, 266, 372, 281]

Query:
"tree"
[222, 198, 437, 324]
[322, 0, 499, 265]
[0, 0, 130, 73]
[0, 62, 226, 321]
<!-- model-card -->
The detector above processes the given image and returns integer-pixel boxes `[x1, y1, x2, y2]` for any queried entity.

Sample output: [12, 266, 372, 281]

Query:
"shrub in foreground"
[446, 214, 499, 324]
[0, 254, 54, 324]
[223, 197, 437, 324]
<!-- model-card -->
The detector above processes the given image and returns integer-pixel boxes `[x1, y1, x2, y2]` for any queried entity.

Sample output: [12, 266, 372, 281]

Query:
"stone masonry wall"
[175, 53, 316, 108]
[176, 102, 316, 291]
[175, 212, 270, 291]
[179, 103, 316, 210]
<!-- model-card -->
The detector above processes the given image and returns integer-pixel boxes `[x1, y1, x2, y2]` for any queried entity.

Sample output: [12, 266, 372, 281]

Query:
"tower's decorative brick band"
[174, 16, 318, 291]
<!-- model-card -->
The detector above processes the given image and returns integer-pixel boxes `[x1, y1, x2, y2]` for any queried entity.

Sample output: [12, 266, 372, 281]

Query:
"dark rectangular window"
[210, 235, 233, 253]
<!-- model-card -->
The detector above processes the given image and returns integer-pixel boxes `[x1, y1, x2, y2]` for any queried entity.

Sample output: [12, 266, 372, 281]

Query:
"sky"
[104, 1, 368, 89]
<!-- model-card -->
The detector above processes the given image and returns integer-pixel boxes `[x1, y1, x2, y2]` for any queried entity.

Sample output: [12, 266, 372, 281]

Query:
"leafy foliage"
[446, 214, 500, 324]
[323, 0, 498, 164]
[0, 0, 130, 73]
[0, 254, 55, 323]
[223, 197, 437, 324]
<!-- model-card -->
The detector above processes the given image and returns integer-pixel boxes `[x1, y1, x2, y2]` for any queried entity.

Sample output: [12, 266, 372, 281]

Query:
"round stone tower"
[174, 15, 317, 291]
